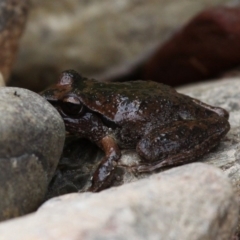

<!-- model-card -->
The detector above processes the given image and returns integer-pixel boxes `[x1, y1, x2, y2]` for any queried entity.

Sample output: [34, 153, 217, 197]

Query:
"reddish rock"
[144, 6, 240, 86]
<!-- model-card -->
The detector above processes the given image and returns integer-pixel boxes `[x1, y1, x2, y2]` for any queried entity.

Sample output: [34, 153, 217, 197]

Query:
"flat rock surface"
[0, 163, 238, 240]
[0, 87, 65, 220]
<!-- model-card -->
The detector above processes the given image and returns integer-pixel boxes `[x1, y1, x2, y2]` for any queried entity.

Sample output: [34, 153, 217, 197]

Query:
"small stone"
[0, 87, 65, 220]
[0, 163, 237, 240]
[144, 5, 240, 86]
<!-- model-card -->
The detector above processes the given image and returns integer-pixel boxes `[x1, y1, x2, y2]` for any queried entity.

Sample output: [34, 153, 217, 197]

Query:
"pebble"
[0, 87, 65, 220]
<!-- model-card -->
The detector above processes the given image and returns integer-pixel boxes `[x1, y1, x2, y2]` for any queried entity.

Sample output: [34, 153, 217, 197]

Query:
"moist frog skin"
[41, 70, 230, 192]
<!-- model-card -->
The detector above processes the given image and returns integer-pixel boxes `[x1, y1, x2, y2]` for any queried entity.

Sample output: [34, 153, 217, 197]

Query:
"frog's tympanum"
[41, 70, 230, 192]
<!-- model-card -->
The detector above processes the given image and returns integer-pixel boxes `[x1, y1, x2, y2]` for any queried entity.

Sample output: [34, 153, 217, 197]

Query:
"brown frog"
[41, 70, 230, 192]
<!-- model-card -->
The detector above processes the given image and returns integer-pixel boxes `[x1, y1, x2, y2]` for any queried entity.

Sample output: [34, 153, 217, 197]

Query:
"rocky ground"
[0, 163, 238, 240]
[0, 77, 239, 240]
[0, 0, 240, 239]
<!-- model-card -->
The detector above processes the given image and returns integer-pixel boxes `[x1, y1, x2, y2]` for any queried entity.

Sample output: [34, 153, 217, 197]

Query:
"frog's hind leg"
[135, 117, 230, 173]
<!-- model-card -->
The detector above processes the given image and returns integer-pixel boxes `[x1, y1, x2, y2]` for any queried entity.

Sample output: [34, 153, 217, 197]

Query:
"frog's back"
[74, 79, 190, 124]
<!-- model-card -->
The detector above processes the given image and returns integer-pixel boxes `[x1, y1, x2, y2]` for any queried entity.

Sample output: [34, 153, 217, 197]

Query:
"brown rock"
[144, 6, 240, 86]
[0, 0, 30, 82]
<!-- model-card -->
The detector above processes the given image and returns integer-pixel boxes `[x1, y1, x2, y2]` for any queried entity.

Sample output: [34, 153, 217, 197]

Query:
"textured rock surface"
[0, 0, 30, 82]
[144, 5, 240, 86]
[0, 87, 65, 220]
[0, 163, 237, 240]
[12, 0, 230, 91]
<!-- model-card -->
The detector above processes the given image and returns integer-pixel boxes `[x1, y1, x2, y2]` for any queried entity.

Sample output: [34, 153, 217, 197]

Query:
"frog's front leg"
[134, 117, 230, 172]
[88, 136, 121, 192]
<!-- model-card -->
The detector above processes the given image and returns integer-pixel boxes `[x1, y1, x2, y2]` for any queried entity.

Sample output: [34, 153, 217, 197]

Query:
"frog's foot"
[134, 117, 230, 173]
[87, 136, 121, 192]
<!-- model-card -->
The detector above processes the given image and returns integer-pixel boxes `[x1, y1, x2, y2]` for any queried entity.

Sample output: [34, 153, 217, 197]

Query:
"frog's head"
[41, 70, 88, 121]
[41, 70, 107, 139]
[41, 70, 83, 100]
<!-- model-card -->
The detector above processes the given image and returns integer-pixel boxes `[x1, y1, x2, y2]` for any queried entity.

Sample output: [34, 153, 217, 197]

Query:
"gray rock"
[0, 0, 30, 82]
[13, 0, 230, 90]
[177, 78, 240, 235]
[177, 78, 240, 193]
[0, 163, 237, 240]
[0, 87, 65, 220]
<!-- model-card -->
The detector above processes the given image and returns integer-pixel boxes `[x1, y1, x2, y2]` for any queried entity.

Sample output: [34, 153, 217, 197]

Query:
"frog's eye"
[61, 96, 84, 116]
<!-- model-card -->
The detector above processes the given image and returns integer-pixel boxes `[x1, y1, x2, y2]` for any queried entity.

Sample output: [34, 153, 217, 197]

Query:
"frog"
[41, 69, 230, 192]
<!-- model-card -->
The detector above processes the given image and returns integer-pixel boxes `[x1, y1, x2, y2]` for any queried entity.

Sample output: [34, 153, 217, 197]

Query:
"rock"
[177, 78, 240, 236]
[0, 72, 5, 86]
[0, 163, 237, 240]
[0, 0, 30, 83]
[144, 5, 240, 86]
[0, 87, 65, 220]
[177, 78, 240, 198]
[12, 0, 230, 91]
